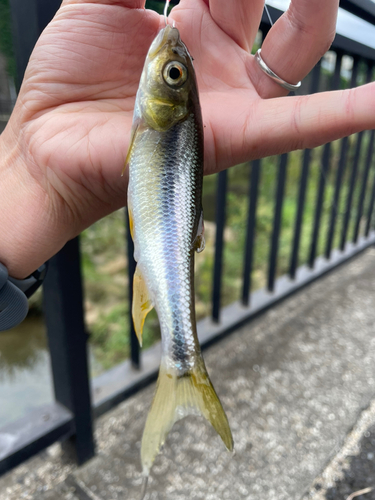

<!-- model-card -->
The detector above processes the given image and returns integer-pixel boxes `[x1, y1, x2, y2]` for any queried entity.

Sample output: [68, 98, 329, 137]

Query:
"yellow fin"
[141, 362, 233, 475]
[132, 266, 153, 347]
[122, 121, 140, 176]
[128, 206, 134, 240]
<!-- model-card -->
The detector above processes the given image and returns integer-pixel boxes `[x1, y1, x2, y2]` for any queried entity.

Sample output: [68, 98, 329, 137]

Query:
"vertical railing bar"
[309, 145, 330, 268]
[341, 134, 363, 244]
[325, 137, 348, 257]
[8, 0, 62, 90]
[340, 57, 361, 251]
[365, 168, 375, 237]
[310, 59, 322, 94]
[43, 237, 95, 464]
[212, 170, 228, 323]
[268, 154, 288, 293]
[308, 51, 343, 268]
[325, 53, 346, 260]
[353, 129, 375, 242]
[289, 150, 311, 278]
[15, 0, 97, 466]
[352, 61, 374, 243]
[242, 160, 261, 306]
[8, 0, 40, 90]
[125, 210, 140, 369]
[289, 61, 321, 279]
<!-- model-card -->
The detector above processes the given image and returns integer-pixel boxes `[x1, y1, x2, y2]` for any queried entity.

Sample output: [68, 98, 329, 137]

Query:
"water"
[0, 316, 54, 427]
[0, 313, 105, 429]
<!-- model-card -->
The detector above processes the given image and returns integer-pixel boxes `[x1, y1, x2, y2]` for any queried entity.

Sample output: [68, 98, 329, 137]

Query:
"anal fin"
[132, 266, 153, 347]
[127, 206, 134, 240]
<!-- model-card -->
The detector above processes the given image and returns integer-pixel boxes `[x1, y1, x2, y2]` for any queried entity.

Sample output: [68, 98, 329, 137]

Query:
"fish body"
[127, 25, 233, 475]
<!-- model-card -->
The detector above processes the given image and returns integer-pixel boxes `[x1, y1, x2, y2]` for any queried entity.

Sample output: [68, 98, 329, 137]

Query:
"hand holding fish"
[0, 0, 372, 281]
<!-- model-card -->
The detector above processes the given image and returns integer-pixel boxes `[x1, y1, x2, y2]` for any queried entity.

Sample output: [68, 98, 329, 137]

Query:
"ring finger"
[249, 0, 339, 98]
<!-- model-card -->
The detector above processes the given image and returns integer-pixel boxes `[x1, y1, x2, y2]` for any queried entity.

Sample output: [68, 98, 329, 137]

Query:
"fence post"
[242, 160, 261, 306]
[8, 0, 61, 90]
[8, 0, 94, 465]
[125, 210, 140, 369]
[268, 154, 288, 292]
[43, 238, 95, 464]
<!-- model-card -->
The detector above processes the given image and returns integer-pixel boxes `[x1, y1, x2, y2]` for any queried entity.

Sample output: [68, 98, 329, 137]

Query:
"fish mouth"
[148, 26, 182, 59]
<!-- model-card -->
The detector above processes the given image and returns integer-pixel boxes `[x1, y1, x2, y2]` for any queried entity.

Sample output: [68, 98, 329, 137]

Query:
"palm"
[20, 0, 258, 193]
[17, 3, 161, 225]
[10, 0, 369, 232]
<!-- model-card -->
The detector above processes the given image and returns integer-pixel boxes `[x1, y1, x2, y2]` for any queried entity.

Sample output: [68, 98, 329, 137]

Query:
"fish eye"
[163, 61, 188, 88]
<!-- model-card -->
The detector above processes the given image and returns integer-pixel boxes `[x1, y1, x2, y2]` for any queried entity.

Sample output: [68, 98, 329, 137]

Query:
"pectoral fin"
[132, 266, 153, 347]
[122, 120, 140, 176]
[193, 210, 205, 253]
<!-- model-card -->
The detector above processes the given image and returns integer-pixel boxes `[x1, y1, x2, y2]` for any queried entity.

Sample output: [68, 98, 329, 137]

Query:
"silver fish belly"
[129, 114, 203, 371]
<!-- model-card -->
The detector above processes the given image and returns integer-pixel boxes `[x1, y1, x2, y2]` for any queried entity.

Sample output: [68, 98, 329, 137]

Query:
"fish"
[126, 24, 233, 476]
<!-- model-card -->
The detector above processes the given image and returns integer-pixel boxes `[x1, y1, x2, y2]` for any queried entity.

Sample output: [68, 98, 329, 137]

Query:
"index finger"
[62, 0, 145, 7]
[180, 0, 265, 53]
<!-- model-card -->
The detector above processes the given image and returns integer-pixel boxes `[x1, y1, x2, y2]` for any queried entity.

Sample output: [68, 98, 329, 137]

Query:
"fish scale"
[129, 115, 201, 368]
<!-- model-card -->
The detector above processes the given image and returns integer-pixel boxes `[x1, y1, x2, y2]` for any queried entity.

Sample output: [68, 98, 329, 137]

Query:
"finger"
[249, 0, 339, 99]
[204, 83, 375, 173]
[178, 0, 264, 53]
[208, 0, 264, 52]
[62, 0, 145, 7]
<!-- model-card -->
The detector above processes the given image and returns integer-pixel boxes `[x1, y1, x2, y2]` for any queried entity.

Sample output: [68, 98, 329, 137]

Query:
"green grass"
[145, 0, 168, 15]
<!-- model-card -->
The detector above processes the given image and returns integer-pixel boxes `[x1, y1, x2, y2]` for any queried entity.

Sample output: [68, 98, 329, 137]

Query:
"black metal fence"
[1, 0, 375, 477]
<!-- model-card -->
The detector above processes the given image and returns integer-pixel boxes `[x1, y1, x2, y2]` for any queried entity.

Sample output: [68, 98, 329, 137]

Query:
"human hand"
[173, 0, 372, 172]
[0, 0, 372, 277]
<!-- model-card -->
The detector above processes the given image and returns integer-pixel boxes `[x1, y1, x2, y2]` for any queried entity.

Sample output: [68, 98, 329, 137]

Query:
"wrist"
[0, 124, 71, 279]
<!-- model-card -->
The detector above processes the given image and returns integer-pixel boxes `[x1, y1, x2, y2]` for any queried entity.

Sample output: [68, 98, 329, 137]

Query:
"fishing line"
[140, 475, 148, 500]
[164, 0, 171, 27]
[264, 2, 274, 27]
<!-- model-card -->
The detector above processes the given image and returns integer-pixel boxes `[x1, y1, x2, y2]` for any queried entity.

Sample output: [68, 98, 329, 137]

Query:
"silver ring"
[255, 48, 302, 92]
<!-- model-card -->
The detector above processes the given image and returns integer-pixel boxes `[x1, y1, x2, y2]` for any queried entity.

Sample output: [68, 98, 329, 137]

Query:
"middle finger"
[200, 0, 265, 53]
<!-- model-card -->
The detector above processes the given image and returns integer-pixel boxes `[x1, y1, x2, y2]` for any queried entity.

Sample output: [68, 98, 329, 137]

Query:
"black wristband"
[0, 262, 47, 332]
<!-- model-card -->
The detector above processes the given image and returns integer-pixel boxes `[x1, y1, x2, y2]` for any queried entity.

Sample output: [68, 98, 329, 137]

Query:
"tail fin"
[141, 361, 233, 475]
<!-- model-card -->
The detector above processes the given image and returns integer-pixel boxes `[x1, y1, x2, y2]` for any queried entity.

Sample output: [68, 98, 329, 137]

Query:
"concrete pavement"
[1, 248, 375, 500]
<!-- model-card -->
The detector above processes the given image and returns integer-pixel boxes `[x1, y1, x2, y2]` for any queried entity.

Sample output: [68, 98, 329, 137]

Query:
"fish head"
[138, 26, 199, 131]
